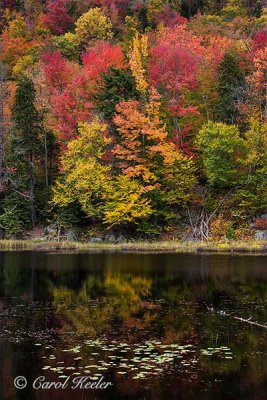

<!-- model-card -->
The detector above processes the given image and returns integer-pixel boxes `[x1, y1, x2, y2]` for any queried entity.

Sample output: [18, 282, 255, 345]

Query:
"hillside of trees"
[0, 0, 266, 241]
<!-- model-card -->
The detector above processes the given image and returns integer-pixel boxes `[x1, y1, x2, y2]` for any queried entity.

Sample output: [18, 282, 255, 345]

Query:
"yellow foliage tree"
[52, 120, 152, 227]
[244, 118, 267, 176]
[53, 32, 80, 60]
[5, 14, 29, 39]
[129, 33, 148, 93]
[75, 8, 113, 43]
[12, 54, 35, 77]
[103, 175, 153, 226]
[52, 120, 112, 217]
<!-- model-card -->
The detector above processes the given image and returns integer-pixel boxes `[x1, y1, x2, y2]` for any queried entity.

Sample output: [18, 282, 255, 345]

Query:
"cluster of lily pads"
[36, 338, 234, 381]
[200, 346, 233, 359]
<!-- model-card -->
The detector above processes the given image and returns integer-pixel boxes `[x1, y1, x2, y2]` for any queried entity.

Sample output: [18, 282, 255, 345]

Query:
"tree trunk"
[44, 130, 49, 188]
[188, 188, 234, 241]
[29, 153, 36, 228]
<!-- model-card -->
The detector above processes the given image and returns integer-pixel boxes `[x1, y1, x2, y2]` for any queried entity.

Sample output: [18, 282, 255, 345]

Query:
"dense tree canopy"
[0, 0, 266, 239]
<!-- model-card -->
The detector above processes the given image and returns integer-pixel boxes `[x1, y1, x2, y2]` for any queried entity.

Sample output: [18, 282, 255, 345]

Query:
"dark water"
[0, 251, 267, 400]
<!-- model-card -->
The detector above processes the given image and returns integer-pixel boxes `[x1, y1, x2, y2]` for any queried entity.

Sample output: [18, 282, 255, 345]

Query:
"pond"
[0, 251, 267, 400]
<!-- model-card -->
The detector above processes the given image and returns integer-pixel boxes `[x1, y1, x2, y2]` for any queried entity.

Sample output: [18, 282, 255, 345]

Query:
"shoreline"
[0, 239, 266, 254]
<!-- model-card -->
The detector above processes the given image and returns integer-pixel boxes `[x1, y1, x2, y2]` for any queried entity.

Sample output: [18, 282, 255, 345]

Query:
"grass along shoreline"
[0, 239, 266, 254]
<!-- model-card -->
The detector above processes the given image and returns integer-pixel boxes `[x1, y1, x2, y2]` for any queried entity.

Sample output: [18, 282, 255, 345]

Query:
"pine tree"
[253, 0, 263, 17]
[216, 53, 246, 126]
[7, 77, 42, 229]
[94, 68, 138, 119]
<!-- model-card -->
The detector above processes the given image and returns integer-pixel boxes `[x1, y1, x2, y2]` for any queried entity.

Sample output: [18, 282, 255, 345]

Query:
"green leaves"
[197, 121, 246, 187]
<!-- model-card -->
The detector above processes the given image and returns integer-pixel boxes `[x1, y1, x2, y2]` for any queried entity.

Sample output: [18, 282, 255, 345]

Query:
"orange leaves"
[113, 99, 150, 177]
[246, 47, 267, 120]
[250, 47, 267, 90]
[113, 89, 188, 187]
[0, 31, 38, 69]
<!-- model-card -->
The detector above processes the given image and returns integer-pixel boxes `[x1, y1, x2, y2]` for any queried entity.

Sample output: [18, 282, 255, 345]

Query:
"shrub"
[254, 218, 267, 230]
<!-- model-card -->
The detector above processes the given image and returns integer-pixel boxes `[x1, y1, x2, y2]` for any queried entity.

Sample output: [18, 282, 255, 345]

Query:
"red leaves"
[172, 124, 197, 156]
[43, 43, 125, 142]
[43, 51, 79, 92]
[154, 5, 187, 28]
[149, 25, 204, 96]
[82, 41, 125, 82]
[42, 0, 73, 35]
[43, 51, 91, 141]
[252, 29, 267, 52]
[149, 25, 233, 104]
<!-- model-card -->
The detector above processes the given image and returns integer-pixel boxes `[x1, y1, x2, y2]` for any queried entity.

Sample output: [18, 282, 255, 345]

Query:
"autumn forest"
[0, 0, 266, 241]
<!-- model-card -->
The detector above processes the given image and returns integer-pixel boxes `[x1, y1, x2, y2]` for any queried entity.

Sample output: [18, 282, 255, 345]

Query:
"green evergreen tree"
[216, 53, 246, 126]
[204, 0, 225, 14]
[3, 77, 43, 234]
[253, 0, 263, 17]
[94, 68, 138, 119]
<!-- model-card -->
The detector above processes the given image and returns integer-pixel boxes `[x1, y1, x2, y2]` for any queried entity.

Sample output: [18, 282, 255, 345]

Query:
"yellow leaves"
[129, 33, 148, 93]
[63, 120, 110, 166]
[75, 8, 113, 43]
[105, 275, 151, 304]
[103, 176, 153, 226]
[52, 119, 112, 216]
[52, 119, 153, 226]
[160, 156, 196, 205]
[52, 179, 76, 207]
[150, 141, 183, 166]
[57, 32, 79, 45]
[53, 32, 80, 60]
[12, 54, 35, 78]
[53, 158, 111, 216]
[257, 7, 267, 27]
[5, 14, 29, 39]
[125, 16, 139, 36]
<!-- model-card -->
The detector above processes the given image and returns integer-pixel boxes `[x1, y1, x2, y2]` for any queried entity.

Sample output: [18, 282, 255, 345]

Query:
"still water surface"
[0, 251, 267, 400]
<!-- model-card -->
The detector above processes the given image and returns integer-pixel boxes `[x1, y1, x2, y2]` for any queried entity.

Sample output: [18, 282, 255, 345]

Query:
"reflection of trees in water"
[53, 274, 154, 338]
[1, 253, 267, 386]
[52, 272, 267, 392]
[1, 254, 267, 340]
